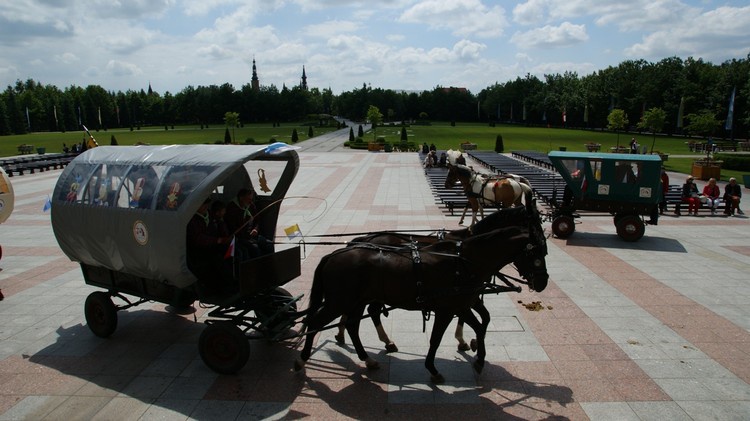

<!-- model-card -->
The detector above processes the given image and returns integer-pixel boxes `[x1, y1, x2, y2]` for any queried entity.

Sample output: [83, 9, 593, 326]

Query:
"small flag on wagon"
[224, 236, 235, 259]
[42, 195, 52, 212]
[284, 224, 303, 240]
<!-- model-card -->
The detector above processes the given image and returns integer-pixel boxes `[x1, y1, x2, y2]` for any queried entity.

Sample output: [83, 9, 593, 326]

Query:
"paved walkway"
[1, 133, 749, 420]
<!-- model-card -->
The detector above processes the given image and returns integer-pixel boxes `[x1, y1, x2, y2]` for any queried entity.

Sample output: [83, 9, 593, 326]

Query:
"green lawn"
[0, 123, 337, 157]
[372, 122, 747, 184]
[3, 121, 746, 184]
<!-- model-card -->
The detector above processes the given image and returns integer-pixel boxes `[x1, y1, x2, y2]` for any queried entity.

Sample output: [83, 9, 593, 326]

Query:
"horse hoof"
[457, 342, 470, 352]
[431, 373, 445, 384]
[473, 360, 485, 374]
[385, 343, 399, 353]
[470, 339, 477, 352]
[294, 358, 305, 372]
[365, 358, 380, 370]
[334, 333, 345, 344]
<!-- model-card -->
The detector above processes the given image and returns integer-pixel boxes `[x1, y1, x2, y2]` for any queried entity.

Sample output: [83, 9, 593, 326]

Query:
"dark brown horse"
[445, 163, 532, 226]
[336, 204, 537, 352]
[295, 206, 548, 383]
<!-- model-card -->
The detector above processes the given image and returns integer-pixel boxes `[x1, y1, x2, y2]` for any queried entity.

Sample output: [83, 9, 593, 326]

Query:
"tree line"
[1, 54, 748, 139]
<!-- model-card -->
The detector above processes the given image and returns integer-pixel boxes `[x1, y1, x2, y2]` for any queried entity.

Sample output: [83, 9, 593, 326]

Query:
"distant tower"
[147, 82, 153, 96]
[300, 65, 308, 91]
[251, 58, 260, 91]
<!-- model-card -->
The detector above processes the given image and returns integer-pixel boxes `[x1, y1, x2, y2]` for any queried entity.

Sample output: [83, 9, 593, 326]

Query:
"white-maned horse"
[444, 150, 532, 226]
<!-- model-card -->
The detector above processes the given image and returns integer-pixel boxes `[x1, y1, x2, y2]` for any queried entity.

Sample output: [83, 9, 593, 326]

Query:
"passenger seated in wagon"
[225, 188, 273, 261]
[186, 198, 233, 294]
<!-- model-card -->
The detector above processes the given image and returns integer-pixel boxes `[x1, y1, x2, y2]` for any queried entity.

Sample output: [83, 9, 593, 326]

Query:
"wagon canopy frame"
[51, 145, 299, 288]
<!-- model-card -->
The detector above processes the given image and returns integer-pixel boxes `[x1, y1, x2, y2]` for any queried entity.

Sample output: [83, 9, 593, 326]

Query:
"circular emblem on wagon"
[133, 220, 149, 246]
[0, 199, 4, 212]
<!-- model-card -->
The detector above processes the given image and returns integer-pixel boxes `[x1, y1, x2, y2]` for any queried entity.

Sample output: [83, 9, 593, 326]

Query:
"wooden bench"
[665, 185, 728, 215]
[17, 144, 34, 154]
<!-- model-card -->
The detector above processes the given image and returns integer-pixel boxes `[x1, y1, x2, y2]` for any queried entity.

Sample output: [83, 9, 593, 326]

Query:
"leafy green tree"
[357, 125, 364, 138]
[685, 110, 721, 138]
[110, 135, 118, 145]
[400, 126, 407, 141]
[637, 107, 666, 153]
[308, 125, 313, 138]
[607, 108, 629, 148]
[349, 127, 355, 142]
[291, 128, 299, 143]
[366, 105, 383, 141]
[223, 111, 240, 143]
[224, 127, 231, 144]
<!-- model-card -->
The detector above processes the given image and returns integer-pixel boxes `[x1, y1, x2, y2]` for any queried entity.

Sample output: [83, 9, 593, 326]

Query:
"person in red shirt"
[702, 178, 721, 214]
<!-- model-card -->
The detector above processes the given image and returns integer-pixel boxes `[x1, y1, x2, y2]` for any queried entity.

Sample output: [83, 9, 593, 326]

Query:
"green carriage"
[547, 151, 663, 241]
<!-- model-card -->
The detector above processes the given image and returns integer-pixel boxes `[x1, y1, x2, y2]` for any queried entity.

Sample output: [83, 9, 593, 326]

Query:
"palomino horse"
[295, 205, 548, 383]
[444, 152, 532, 226]
[336, 204, 536, 353]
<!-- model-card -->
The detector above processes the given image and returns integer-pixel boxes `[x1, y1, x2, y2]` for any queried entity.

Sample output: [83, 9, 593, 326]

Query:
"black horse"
[337, 204, 538, 353]
[295, 205, 548, 383]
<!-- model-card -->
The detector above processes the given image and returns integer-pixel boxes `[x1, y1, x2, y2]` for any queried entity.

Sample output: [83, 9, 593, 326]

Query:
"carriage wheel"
[255, 287, 298, 333]
[84, 291, 118, 338]
[616, 215, 645, 242]
[199, 322, 250, 374]
[551, 215, 575, 239]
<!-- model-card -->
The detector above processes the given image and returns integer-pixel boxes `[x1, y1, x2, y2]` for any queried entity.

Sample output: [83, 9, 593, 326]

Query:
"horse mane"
[446, 149, 462, 165]
[471, 205, 527, 234]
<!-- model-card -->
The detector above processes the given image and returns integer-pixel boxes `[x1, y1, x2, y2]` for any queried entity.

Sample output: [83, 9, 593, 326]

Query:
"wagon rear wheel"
[615, 215, 645, 242]
[199, 322, 250, 374]
[84, 291, 118, 338]
[551, 215, 575, 238]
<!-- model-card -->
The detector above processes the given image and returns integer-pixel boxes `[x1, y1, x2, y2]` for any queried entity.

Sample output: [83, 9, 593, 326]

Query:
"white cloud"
[453, 39, 486, 60]
[54, 52, 81, 64]
[511, 22, 588, 49]
[624, 6, 750, 61]
[105, 60, 143, 77]
[302, 20, 360, 38]
[196, 44, 234, 60]
[386, 34, 405, 42]
[399, 0, 509, 38]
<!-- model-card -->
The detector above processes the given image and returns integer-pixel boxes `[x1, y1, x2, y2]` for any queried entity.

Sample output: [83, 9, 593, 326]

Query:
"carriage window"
[242, 161, 287, 197]
[57, 164, 96, 203]
[81, 165, 130, 206]
[114, 165, 166, 209]
[590, 159, 603, 181]
[560, 159, 585, 180]
[156, 165, 217, 210]
[615, 161, 638, 184]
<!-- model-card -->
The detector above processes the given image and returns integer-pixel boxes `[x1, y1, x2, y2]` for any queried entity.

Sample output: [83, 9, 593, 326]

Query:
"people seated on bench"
[702, 178, 721, 214]
[186, 198, 233, 294]
[225, 187, 273, 261]
[724, 177, 744, 215]
[675, 176, 701, 216]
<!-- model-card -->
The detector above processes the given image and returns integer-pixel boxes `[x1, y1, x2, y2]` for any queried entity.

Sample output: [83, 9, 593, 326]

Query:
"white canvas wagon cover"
[51, 144, 299, 288]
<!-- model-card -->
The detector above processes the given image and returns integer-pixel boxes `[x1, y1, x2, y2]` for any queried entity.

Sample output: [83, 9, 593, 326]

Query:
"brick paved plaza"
[1, 130, 749, 420]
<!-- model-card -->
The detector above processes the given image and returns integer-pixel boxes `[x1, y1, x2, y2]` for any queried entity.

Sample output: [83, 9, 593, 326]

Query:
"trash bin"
[37, 147, 46, 155]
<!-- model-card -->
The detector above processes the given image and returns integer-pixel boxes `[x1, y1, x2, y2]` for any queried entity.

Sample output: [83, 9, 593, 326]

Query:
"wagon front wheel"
[551, 215, 575, 238]
[84, 291, 118, 338]
[615, 215, 645, 242]
[199, 322, 250, 374]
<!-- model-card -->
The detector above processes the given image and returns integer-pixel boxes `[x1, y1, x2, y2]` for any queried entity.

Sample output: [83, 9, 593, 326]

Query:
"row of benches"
[0, 153, 77, 176]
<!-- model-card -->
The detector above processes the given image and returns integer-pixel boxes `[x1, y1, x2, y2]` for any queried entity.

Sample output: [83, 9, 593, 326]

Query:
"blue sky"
[1, 0, 749, 95]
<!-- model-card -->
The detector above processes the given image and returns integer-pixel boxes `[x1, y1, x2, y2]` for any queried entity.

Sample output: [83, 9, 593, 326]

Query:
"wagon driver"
[225, 188, 273, 261]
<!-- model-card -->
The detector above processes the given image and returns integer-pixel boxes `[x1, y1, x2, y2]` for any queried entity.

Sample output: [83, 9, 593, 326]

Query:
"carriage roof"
[51, 144, 299, 288]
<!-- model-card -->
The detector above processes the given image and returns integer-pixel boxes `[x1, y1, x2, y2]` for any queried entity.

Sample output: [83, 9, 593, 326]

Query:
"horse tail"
[305, 253, 330, 319]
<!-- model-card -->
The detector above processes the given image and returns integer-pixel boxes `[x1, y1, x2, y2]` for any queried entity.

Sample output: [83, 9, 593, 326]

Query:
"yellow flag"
[284, 224, 302, 240]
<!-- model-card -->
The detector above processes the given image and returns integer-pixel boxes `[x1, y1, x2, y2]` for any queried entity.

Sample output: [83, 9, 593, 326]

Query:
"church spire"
[251, 57, 259, 91]
[300, 65, 308, 91]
